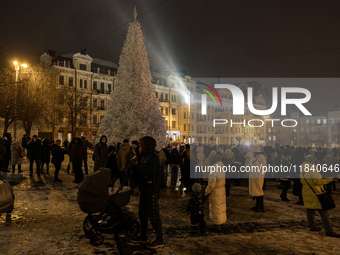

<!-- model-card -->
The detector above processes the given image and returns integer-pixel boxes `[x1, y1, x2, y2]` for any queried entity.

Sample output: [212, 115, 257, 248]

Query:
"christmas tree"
[99, 7, 166, 147]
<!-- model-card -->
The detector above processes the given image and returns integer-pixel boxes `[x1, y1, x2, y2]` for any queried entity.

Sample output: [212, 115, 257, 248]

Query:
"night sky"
[1, 0, 340, 110]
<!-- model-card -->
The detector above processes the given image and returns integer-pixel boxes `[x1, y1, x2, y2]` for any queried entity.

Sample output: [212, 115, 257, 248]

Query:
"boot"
[254, 196, 264, 212]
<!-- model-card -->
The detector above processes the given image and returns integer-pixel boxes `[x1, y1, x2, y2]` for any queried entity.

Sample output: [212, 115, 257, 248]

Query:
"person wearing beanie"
[187, 183, 207, 233]
[132, 136, 164, 248]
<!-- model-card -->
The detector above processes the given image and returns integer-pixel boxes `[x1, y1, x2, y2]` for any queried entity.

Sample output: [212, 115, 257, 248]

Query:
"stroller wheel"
[125, 219, 140, 239]
[83, 215, 95, 239]
[89, 231, 104, 246]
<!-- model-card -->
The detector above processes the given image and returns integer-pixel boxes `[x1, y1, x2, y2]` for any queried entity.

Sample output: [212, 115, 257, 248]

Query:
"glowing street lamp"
[13, 61, 28, 138]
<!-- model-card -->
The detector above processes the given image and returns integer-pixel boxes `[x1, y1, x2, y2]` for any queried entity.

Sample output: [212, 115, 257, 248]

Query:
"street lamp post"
[13, 61, 27, 139]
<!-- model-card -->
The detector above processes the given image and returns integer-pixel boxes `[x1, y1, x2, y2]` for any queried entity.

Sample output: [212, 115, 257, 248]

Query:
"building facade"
[266, 111, 340, 148]
[32, 52, 269, 145]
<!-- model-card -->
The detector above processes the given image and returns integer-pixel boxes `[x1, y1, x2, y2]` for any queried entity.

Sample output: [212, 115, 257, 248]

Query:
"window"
[79, 79, 83, 88]
[100, 99, 105, 109]
[172, 121, 176, 128]
[161, 107, 163, 113]
[332, 118, 335, 124]
[93, 98, 97, 107]
[155, 92, 158, 98]
[268, 136, 271, 141]
[165, 107, 168, 115]
[79, 64, 86, 71]
[172, 108, 176, 115]
[323, 119, 327, 124]
[93, 115, 97, 124]
[108, 84, 112, 92]
[58, 61, 64, 67]
[80, 115, 86, 124]
[100, 115, 104, 122]
[59, 75, 64, 85]
[160, 93, 163, 100]
[184, 125, 186, 131]
[68, 77, 73, 86]
[80, 98, 86, 106]
[268, 128, 271, 133]
[184, 112, 187, 118]
[165, 94, 168, 101]
[100, 83, 105, 93]
[306, 119, 309, 124]
[273, 136, 276, 141]
[93, 81, 97, 90]
[84, 80, 87, 89]
[317, 119, 321, 124]
[100, 69, 108, 75]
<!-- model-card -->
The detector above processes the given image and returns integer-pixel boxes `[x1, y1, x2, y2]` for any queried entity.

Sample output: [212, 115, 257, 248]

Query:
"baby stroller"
[77, 168, 140, 246]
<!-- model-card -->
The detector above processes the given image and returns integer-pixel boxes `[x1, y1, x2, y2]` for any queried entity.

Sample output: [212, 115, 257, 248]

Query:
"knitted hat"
[192, 183, 202, 193]
[142, 136, 156, 151]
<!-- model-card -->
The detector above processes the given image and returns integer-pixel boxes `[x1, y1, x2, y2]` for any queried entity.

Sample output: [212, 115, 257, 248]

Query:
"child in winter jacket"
[187, 183, 206, 233]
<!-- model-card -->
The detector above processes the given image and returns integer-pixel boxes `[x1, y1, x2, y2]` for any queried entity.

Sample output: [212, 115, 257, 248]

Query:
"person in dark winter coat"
[70, 138, 87, 183]
[51, 140, 67, 182]
[27, 135, 41, 177]
[107, 145, 119, 180]
[21, 135, 28, 149]
[292, 148, 304, 205]
[0, 138, 7, 172]
[3, 133, 12, 172]
[81, 137, 92, 175]
[187, 183, 207, 233]
[63, 139, 69, 150]
[170, 145, 181, 182]
[132, 136, 163, 249]
[67, 138, 76, 174]
[280, 150, 291, 202]
[181, 144, 192, 192]
[41, 139, 51, 174]
[94, 135, 108, 172]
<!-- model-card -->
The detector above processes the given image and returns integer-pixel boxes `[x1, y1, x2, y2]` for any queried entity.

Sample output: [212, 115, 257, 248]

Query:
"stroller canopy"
[77, 168, 112, 214]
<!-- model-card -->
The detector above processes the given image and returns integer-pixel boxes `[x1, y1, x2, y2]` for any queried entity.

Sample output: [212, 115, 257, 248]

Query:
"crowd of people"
[1, 132, 340, 242]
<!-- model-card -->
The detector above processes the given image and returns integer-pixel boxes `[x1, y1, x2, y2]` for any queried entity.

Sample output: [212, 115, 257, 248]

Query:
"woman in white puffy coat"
[205, 154, 226, 231]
